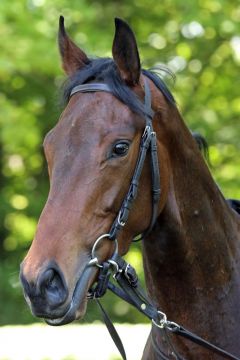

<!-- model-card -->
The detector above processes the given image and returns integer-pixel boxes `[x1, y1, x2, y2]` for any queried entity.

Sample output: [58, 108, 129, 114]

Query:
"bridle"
[71, 78, 161, 242]
[69, 79, 240, 360]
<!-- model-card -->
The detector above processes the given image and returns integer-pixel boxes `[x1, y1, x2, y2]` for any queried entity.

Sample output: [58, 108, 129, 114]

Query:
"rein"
[70, 80, 240, 360]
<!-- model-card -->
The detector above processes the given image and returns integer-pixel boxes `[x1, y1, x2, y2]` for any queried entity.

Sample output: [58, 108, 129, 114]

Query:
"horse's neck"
[142, 110, 240, 356]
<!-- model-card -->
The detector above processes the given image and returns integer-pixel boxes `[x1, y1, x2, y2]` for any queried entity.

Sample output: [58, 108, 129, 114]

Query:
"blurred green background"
[0, 0, 239, 325]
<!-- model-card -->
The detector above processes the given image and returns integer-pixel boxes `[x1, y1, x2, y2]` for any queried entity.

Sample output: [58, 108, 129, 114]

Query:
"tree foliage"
[0, 0, 239, 324]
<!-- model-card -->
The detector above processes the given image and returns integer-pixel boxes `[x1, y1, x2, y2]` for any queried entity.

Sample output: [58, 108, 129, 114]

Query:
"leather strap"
[108, 78, 160, 240]
[70, 83, 112, 96]
[109, 124, 153, 240]
[173, 326, 240, 360]
[96, 299, 127, 360]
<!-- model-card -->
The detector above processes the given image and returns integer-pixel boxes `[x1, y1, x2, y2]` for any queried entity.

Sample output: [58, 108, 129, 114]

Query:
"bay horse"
[20, 17, 240, 359]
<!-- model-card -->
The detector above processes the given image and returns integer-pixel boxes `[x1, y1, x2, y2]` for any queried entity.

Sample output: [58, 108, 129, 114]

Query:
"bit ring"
[90, 233, 118, 268]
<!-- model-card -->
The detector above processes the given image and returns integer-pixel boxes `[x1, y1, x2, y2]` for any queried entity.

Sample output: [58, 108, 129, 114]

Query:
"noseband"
[69, 80, 240, 360]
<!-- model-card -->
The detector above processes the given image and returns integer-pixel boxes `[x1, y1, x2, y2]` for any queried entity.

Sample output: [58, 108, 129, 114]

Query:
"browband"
[70, 82, 154, 119]
[70, 83, 113, 97]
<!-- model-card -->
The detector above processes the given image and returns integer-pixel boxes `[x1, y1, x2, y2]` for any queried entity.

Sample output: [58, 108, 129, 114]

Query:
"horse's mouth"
[46, 264, 98, 326]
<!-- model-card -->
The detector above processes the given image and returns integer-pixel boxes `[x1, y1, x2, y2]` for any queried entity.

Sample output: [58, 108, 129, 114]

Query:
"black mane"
[62, 57, 176, 117]
[191, 131, 209, 161]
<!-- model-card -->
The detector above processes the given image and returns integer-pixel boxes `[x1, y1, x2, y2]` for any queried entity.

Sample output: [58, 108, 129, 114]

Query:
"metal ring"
[152, 311, 168, 329]
[90, 233, 118, 268]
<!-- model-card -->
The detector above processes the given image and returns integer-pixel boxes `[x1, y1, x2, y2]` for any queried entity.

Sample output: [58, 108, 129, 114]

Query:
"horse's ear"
[58, 16, 90, 76]
[112, 18, 141, 86]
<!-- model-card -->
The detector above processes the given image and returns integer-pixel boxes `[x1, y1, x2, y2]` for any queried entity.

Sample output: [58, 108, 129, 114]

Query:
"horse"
[20, 17, 240, 359]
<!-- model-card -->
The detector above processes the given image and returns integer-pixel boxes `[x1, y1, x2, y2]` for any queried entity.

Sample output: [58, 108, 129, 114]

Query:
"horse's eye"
[112, 141, 130, 157]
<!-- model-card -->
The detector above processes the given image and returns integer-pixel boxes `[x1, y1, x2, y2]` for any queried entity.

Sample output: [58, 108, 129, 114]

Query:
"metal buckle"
[124, 263, 131, 281]
[124, 263, 138, 287]
[89, 233, 118, 268]
[142, 125, 151, 140]
[117, 211, 126, 227]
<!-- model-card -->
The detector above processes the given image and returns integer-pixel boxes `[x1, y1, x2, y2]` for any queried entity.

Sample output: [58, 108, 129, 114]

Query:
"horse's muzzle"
[20, 261, 69, 318]
[20, 261, 98, 325]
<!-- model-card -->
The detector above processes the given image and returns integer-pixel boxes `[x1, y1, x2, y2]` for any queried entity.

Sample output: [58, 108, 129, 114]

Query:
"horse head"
[20, 18, 171, 325]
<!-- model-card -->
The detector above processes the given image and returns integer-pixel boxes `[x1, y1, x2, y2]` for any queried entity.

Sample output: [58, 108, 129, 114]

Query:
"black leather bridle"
[69, 79, 240, 360]
[71, 79, 161, 241]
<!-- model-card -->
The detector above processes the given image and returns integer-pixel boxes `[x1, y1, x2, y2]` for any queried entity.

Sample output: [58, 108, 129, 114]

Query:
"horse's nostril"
[38, 267, 68, 308]
[39, 268, 55, 291]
